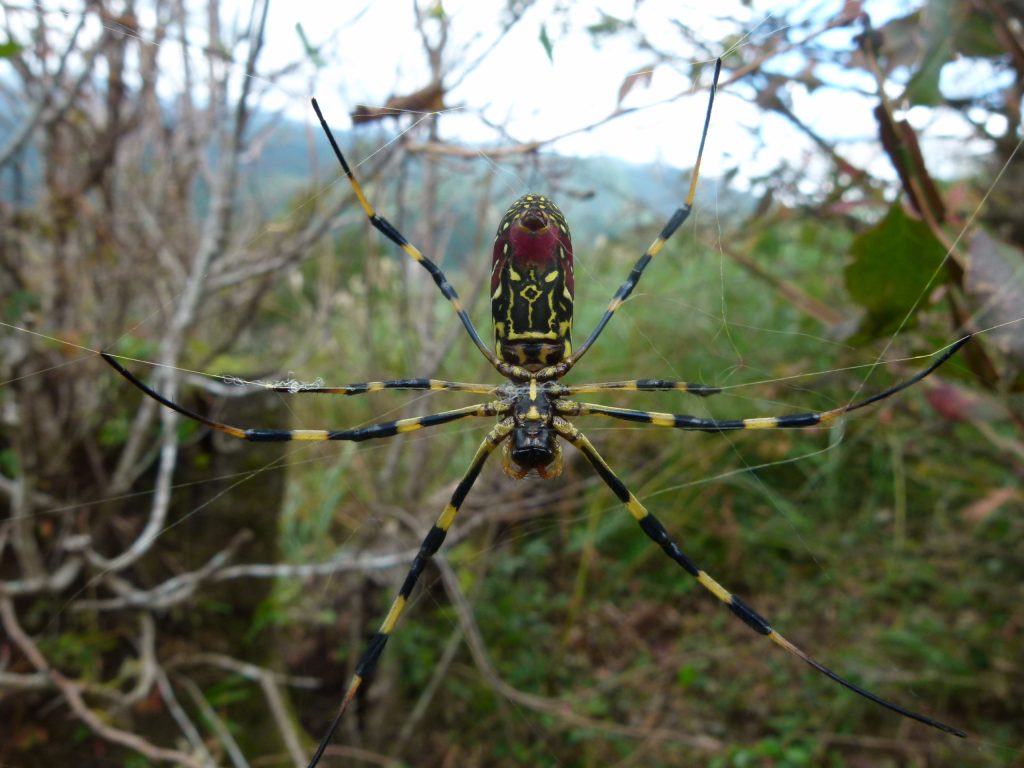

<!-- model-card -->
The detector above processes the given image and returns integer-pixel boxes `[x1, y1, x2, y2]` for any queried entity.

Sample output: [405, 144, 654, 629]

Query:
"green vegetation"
[254, 195, 1020, 767]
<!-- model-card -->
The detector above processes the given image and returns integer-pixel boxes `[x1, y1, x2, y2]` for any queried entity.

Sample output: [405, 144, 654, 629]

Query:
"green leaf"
[844, 204, 947, 339]
[538, 23, 553, 64]
[904, 40, 948, 106]
[587, 13, 623, 37]
[294, 23, 325, 68]
[676, 663, 698, 688]
[3, 289, 40, 322]
[0, 449, 17, 477]
[955, 12, 1004, 57]
[0, 40, 22, 58]
[98, 417, 130, 448]
[903, 0, 956, 106]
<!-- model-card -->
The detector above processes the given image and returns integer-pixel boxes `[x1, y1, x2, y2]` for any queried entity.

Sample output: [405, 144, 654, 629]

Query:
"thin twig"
[181, 674, 251, 768]
[257, 669, 307, 768]
[155, 664, 216, 767]
[0, 596, 207, 768]
[167, 652, 321, 689]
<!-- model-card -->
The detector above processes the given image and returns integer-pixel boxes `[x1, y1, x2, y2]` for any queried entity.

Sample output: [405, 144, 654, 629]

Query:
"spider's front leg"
[534, 58, 722, 381]
[552, 416, 966, 738]
[305, 418, 514, 768]
[311, 99, 499, 369]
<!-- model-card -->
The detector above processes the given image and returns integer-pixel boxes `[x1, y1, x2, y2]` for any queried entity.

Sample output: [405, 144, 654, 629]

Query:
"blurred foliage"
[257, 173, 1021, 766]
[844, 204, 947, 338]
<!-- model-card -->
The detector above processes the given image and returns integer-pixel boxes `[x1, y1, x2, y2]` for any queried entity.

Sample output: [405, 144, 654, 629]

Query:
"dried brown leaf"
[617, 66, 654, 107]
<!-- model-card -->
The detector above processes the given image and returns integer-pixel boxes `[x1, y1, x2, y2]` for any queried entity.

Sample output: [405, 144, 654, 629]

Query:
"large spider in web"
[103, 58, 971, 766]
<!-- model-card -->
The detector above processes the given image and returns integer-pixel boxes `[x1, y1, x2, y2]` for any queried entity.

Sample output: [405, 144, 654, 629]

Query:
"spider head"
[491, 194, 574, 371]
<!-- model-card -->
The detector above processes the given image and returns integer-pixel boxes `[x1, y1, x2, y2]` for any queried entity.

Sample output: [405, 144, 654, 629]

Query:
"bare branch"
[154, 664, 216, 767]
[0, 9, 88, 167]
[0, 596, 208, 768]
[167, 652, 321, 689]
[180, 674, 251, 768]
[78, 530, 253, 610]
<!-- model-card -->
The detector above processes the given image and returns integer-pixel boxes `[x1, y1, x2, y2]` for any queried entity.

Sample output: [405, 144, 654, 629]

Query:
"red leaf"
[962, 488, 1022, 524]
[925, 383, 976, 422]
[617, 67, 654, 106]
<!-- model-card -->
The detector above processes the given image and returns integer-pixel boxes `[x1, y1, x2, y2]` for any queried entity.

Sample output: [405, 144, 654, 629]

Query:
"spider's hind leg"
[304, 418, 514, 768]
[553, 416, 966, 738]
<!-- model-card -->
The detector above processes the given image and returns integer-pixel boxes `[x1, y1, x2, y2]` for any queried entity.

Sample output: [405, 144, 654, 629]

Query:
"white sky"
[242, 0, 988, 187]
[258, 0, 810, 178]
[301, 1, 741, 162]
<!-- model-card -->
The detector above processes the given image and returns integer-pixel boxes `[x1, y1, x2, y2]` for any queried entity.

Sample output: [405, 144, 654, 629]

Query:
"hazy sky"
[231, 0, 972, 188]
[255, 1, 827, 177]
[5, 0, 988, 191]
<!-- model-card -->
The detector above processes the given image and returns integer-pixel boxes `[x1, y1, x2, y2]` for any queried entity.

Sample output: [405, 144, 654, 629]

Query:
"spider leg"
[563, 379, 721, 397]
[102, 352, 506, 442]
[536, 59, 721, 381]
[556, 334, 970, 432]
[553, 416, 965, 737]
[267, 378, 497, 396]
[311, 99, 499, 369]
[305, 417, 514, 768]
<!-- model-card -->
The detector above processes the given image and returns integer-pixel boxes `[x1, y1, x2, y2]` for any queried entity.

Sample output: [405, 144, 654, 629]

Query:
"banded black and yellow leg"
[535, 59, 722, 382]
[310, 99, 498, 368]
[306, 417, 515, 768]
[562, 379, 722, 397]
[102, 353, 506, 443]
[552, 416, 966, 738]
[556, 334, 971, 432]
[267, 378, 498, 396]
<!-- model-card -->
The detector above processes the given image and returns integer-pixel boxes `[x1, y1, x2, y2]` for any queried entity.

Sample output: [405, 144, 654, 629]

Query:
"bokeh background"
[1, 1, 1022, 766]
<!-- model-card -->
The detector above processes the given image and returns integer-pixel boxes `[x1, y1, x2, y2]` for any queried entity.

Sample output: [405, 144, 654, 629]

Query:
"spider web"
[1, 4, 1022, 766]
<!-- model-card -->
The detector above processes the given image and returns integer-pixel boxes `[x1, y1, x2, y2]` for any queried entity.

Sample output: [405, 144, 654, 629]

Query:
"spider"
[103, 58, 970, 766]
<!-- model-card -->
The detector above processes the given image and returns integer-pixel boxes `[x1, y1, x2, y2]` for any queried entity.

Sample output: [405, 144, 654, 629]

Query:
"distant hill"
[2, 109, 750, 266]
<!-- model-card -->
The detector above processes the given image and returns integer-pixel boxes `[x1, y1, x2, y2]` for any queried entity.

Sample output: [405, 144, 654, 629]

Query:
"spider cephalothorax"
[491, 194, 574, 370]
[501, 381, 563, 479]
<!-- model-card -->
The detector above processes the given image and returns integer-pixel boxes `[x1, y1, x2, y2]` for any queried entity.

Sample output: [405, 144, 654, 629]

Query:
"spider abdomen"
[492, 194, 574, 371]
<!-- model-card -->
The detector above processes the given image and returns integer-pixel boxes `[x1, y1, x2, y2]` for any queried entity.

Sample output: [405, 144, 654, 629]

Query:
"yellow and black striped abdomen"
[491, 194, 574, 371]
